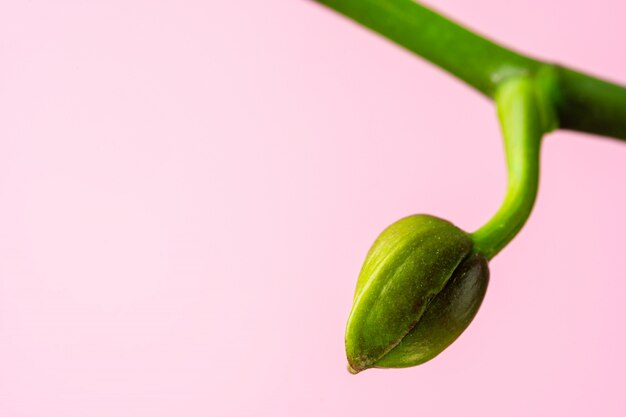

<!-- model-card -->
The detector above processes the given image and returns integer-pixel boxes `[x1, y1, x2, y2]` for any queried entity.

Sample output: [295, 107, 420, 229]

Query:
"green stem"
[471, 70, 556, 259]
[313, 0, 540, 97]
[314, 0, 626, 258]
[556, 67, 626, 141]
[314, 0, 626, 142]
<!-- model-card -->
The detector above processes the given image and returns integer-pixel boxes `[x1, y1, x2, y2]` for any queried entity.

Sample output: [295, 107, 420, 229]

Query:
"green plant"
[312, 0, 626, 372]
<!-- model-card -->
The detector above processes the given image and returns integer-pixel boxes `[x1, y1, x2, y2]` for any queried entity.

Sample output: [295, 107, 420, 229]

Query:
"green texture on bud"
[345, 215, 489, 373]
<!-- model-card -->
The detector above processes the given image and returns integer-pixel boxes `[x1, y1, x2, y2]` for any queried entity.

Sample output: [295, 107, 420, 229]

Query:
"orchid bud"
[346, 215, 489, 373]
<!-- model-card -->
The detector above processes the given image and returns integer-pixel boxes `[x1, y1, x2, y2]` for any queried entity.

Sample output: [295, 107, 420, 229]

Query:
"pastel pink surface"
[1, 1, 626, 416]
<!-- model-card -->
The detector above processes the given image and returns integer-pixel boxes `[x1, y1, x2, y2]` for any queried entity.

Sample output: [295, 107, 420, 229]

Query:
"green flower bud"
[346, 215, 489, 373]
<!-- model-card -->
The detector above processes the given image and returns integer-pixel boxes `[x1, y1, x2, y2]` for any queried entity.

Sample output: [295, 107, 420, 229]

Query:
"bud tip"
[347, 363, 361, 375]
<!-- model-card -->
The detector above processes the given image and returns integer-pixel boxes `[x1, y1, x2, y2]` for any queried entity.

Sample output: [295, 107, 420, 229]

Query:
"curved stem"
[314, 0, 626, 257]
[471, 72, 554, 259]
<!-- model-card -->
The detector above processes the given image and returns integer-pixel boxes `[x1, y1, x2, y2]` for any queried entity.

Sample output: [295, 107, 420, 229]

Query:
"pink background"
[2, 1, 626, 416]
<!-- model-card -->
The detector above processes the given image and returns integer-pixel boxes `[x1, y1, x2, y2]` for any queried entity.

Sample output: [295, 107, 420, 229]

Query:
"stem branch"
[314, 0, 626, 142]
